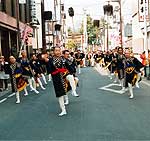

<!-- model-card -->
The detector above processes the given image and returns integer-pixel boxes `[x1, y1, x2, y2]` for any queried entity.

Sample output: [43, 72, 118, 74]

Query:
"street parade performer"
[18, 50, 39, 94]
[75, 50, 84, 74]
[30, 54, 46, 90]
[94, 51, 104, 67]
[124, 49, 144, 99]
[62, 50, 79, 105]
[8, 56, 28, 104]
[116, 47, 126, 90]
[43, 46, 70, 116]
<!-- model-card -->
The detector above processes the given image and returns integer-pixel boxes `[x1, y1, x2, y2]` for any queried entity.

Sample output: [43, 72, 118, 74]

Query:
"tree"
[79, 15, 100, 45]
[68, 27, 73, 35]
[66, 40, 77, 50]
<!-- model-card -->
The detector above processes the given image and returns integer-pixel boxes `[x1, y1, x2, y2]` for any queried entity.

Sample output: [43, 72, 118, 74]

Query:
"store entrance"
[1, 29, 10, 61]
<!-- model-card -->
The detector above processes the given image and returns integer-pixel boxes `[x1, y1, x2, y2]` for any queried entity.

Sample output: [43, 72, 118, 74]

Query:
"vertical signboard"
[139, 0, 149, 22]
[30, 0, 37, 25]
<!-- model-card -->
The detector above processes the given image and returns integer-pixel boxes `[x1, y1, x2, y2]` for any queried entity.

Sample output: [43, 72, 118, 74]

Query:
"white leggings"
[66, 75, 77, 92]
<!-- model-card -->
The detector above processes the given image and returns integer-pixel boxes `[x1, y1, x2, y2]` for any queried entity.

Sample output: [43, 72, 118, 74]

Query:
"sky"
[64, 0, 108, 29]
[45, 0, 133, 30]
[65, 0, 133, 29]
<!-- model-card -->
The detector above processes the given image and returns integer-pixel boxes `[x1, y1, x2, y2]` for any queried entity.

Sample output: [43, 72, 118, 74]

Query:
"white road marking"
[0, 98, 7, 104]
[95, 66, 150, 94]
[141, 81, 150, 87]
[7, 93, 16, 98]
[99, 83, 127, 94]
[0, 93, 15, 104]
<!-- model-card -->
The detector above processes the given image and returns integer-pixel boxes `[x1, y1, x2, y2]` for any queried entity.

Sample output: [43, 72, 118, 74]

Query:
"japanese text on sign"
[138, 0, 149, 22]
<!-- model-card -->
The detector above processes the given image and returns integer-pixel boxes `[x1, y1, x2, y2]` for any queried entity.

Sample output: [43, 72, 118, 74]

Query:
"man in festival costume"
[70, 52, 77, 68]
[8, 56, 28, 104]
[103, 51, 113, 79]
[75, 50, 84, 74]
[116, 47, 126, 90]
[124, 49, 144, 99]
[62, 50, 79, 105]
[46, 52, 53, 81]
[18, 51, 39, 94]
[43, 46, 69, 116]
[111, 48, 118, 83]
[36, 53, 48, 84]
[94, 51, 104, 67]
[30, 54, 46, 90]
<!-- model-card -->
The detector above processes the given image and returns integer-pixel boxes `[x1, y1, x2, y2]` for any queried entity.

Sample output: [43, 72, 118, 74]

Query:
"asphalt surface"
[0, 67, 150, 141]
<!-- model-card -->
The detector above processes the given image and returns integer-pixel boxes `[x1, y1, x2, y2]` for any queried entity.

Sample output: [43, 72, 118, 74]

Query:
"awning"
[0, 22, 18, 32]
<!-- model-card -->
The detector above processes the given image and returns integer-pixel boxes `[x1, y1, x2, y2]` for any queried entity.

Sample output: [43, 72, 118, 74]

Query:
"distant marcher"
[140, 51, 147, 77]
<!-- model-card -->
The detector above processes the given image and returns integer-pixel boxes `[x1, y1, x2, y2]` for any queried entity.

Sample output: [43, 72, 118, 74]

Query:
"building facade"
[0, 0, 35, 60]
[131, 0, 150, 54]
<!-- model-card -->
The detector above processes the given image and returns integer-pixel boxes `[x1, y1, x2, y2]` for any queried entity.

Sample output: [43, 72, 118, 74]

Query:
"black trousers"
[0, 79, 8, 90]
[144, 66, 147, 77]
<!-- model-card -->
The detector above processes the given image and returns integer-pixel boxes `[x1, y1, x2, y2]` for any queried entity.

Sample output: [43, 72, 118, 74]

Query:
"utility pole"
[106, 21, 109, 51]
[83, 9, 87, 52]
[54, 0, 57, 21]
[41, 0, 46, 52]
[144, 0, 148, 53]
[16, 0, 20, 54]
[54, 0, 57, 45]
[119, 0, 123, 48]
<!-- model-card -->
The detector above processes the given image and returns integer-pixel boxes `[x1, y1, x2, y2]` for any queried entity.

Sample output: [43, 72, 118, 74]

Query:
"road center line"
[7, 93, 16, 98]
[0, 98, 7, 104]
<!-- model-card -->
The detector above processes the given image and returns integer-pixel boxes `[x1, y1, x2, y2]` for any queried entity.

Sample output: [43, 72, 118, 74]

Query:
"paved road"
[0, 67, 150, 141]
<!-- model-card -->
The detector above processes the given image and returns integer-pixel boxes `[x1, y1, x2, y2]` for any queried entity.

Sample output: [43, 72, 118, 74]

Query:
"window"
[0, 0, 6, 12]
[11, 0, 15, 17]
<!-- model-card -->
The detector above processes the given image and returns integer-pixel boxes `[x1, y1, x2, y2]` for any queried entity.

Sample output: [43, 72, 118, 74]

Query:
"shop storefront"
[0, 11, 33, 60]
